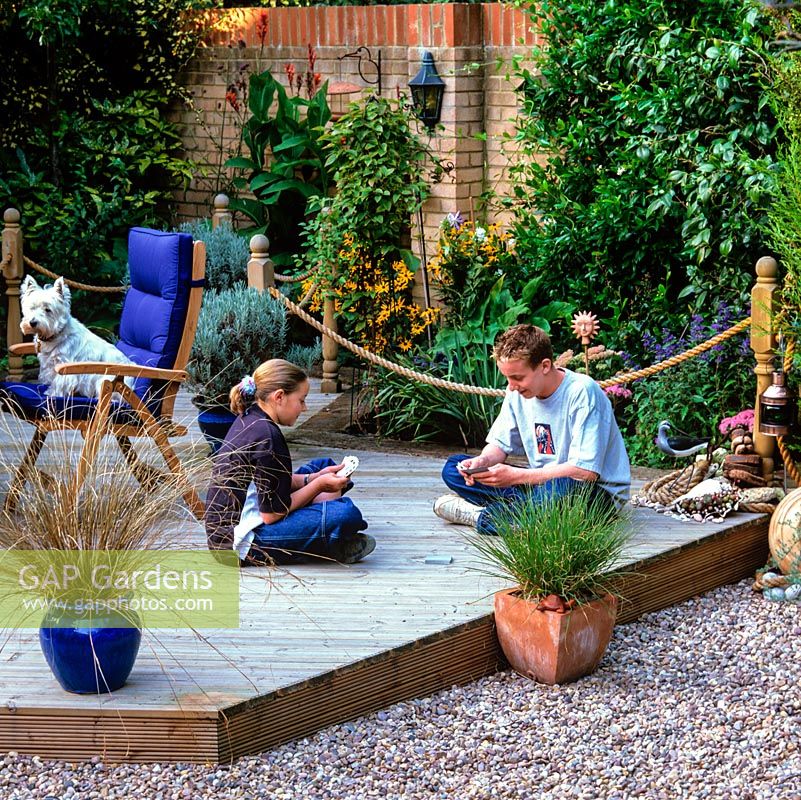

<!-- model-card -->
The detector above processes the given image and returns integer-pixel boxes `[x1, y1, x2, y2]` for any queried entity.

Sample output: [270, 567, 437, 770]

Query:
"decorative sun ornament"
[571, 311, 600, 346]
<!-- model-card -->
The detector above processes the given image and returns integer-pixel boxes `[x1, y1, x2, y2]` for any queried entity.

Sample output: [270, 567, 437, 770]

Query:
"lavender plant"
[622, 302, 754, 467]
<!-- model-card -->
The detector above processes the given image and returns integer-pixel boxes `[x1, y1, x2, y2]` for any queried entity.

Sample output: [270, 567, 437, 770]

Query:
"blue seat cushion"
[0, 228, 193, 425]
[0, 382, 149, 426]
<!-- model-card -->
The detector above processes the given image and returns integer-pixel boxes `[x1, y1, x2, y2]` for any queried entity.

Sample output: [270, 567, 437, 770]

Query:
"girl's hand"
[317, 464, 346, 477]
[316, 473, 350, 493]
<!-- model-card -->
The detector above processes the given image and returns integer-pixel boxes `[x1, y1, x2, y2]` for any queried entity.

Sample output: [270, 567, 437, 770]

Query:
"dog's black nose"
[29, 319, 38, 328]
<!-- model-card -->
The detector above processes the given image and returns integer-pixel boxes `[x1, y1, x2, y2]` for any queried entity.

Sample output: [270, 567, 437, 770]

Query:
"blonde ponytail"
[229, 359, 308, 415]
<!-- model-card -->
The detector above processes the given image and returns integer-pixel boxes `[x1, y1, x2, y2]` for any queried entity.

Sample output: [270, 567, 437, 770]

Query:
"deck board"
[0, 383, 769, 761]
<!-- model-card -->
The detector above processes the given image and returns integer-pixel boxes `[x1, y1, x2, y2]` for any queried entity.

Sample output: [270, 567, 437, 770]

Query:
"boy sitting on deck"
[433, 324, 631, 533]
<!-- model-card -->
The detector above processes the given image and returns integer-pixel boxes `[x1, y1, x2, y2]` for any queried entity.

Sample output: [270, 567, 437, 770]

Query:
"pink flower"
[718, 408, 754, 436]
[604, 384, 632, 400]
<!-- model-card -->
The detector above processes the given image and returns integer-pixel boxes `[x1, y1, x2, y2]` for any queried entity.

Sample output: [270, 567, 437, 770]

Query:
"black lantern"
[409, 51, 445, 130]
[759, 371, 794, 436]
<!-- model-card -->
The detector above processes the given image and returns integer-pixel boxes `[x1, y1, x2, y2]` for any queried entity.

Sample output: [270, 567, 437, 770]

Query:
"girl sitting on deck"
[204, 359, 374, 565]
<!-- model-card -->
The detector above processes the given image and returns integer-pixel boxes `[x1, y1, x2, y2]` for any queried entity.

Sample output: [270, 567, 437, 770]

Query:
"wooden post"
[320, 293, 341, 394]
[751, 255, 779, 480]
[247, 234, 274, 291]
[211, 193, 232, 229]
[2, 208, 24, 381]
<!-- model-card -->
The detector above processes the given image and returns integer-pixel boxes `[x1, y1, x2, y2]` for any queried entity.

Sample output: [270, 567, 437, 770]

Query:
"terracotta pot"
[494, 588, 618, 685]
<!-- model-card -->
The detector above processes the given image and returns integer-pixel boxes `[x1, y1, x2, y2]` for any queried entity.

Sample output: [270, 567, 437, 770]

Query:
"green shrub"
[186, 286, 289, 409]
[226, 68, 332, 265]
[284, 340, 322, 373]
[0, 1, 209, 336]
[621, 303, 754, 467]
[299, 96, 436, 354]
[179, 220, 250, 292]
[511, 0, 778, 356]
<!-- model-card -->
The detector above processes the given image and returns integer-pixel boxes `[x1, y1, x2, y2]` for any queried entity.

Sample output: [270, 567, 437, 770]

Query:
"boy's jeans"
[441, 454, 613, 535]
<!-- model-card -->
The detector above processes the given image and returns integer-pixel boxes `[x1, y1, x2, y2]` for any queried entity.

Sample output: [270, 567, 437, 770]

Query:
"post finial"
[249, 234, 271, 257]
[247, 234, 273, 291]
[3, 208, 20, 225]
[756, 256, 778, 280]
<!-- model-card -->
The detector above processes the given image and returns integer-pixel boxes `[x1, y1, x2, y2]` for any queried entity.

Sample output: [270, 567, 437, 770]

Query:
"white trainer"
[433, 493, 484, 527]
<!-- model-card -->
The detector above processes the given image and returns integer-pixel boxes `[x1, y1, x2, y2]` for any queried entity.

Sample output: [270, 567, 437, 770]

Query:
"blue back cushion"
[116, 228, 194, 411]
[117, 228, 193, 367]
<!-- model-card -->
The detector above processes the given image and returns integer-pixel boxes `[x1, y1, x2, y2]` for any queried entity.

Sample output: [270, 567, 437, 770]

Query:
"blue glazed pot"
[39, 608, 142, 694]
[197, 407, 237, 455]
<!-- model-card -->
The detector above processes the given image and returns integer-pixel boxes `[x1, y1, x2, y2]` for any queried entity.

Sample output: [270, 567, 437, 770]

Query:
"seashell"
[764, 587, 786, 601]
[761, 571, 780, 583]
[785, 584, 801, 603]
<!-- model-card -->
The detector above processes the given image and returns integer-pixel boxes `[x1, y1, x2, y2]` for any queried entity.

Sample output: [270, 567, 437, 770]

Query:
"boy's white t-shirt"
[486, 368, 631, 505]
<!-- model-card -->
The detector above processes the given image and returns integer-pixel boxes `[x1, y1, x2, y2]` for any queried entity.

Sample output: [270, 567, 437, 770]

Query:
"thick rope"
[273, 286, 751, 398]
[23, 256, 127, 293]
[0, 252, 11, 271]
[274, 266, 316, 284]
[776, 339, 801, 486]
[597, 317, 751, 389]
[269, 287, 505, 396]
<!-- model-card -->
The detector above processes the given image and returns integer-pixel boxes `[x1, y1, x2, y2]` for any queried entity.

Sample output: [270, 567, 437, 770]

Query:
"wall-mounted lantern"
[409, 51, 445, 130]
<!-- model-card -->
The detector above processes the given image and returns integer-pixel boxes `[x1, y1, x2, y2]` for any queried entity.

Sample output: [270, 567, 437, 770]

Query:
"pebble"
[1, 580, 799, 799]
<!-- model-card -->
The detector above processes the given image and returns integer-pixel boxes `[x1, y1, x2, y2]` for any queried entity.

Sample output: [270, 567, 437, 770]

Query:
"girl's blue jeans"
[442, 454, 613, 536]
[248, 458, 368, 564]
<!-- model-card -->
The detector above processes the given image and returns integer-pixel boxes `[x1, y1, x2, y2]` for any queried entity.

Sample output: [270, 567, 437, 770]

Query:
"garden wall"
[173, 3, 536, 275]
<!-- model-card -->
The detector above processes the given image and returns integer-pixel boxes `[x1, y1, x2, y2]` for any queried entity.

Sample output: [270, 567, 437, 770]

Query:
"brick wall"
[173, 3, 536, 293]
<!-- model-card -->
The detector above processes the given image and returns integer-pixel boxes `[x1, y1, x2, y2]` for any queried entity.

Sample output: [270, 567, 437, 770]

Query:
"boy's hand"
[472, 464, 520, 488]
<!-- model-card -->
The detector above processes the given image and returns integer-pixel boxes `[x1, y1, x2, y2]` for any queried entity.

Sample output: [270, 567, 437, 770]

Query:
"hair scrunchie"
[239, 375, 256, 400]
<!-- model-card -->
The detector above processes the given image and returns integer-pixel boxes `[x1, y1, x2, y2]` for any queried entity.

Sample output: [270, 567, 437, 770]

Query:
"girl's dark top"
[205, 404, 293, 552]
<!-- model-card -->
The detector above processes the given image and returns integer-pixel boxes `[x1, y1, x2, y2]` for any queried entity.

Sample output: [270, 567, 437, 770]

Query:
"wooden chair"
[0, 228, 206, 518]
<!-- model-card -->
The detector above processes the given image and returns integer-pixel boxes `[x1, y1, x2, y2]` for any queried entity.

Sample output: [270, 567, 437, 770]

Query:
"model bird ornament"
[656, 420, 712, 458]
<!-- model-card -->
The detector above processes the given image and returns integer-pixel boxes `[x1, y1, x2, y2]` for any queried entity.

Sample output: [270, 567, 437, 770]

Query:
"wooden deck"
[0, 383, 770, 763]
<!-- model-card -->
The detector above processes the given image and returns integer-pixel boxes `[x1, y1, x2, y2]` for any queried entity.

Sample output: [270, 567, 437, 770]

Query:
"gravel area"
[2, 580, 799, 800]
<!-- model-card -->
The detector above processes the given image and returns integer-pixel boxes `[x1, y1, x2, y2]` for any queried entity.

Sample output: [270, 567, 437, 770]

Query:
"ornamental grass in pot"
[469, 488, 633, 685]
[0, 421, 216, 694]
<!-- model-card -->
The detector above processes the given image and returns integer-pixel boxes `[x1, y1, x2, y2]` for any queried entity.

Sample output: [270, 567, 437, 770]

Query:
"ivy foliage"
[0, 0, 211, 333]
[299, 97, 436, 352]
[511, 0, 778, 351]
[769, 52, 801, 345]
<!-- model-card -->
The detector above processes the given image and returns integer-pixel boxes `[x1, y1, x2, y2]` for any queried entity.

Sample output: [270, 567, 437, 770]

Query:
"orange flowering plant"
[299, 97, 440, 354]
[429, 213, 519, 329]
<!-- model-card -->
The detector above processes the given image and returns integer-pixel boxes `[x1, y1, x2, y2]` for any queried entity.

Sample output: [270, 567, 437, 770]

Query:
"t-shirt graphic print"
[535, 423, 555, 455]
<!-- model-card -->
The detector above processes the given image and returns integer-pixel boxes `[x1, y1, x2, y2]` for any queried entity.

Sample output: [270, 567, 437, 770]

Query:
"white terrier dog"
[19, 275, 134, 398]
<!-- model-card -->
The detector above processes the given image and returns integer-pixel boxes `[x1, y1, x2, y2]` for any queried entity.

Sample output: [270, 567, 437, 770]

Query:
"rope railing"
[23, 256, 128, 293]
[596, 317, 751, 390]
[269, 287, 505, 397]
[270, 287, 751, 397]
[274, 266, 316, 284]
